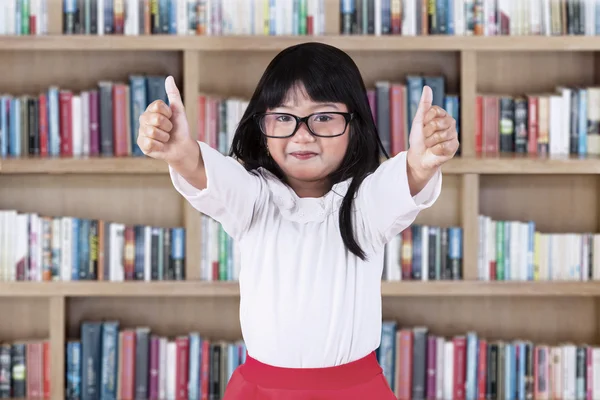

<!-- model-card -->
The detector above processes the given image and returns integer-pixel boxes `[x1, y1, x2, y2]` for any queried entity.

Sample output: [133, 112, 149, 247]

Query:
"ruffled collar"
[255, 167, 353, 223]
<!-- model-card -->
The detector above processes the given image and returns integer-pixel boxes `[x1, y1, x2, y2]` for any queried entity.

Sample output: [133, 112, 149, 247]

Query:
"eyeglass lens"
[260, 113, 347, 137]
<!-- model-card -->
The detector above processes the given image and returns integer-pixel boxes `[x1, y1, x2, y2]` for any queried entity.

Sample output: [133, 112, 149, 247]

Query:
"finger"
[423, 106, 447, 126]
[428, 138, 460, 157]
[139, 112, 173, 132]
[137, 135, 166, 156]
[423, 116, 455, 139]
[165, 75, 185, 116]
[411, 85, 433, 126]
[424, 126, 457, 149]
[146, 100, 172, 118]
[139, 124, 171, 143]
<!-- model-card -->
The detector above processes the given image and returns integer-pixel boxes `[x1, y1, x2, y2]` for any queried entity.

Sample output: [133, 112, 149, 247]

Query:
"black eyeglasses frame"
[253, 111, 355, 138]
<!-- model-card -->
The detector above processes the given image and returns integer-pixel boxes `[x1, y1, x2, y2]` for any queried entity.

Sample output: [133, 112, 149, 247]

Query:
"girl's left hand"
[407, 86, 460, 174]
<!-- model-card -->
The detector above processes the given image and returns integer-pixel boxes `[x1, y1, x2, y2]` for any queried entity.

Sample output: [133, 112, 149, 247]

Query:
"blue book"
[100, 321, 119, 400]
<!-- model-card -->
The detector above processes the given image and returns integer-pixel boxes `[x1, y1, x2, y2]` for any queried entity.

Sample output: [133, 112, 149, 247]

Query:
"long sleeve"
[356, 151, 442, 250]
[169, 141, 262, 241]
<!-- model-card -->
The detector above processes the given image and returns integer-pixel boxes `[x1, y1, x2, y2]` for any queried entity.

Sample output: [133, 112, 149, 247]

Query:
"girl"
[137, 42, 458, 399]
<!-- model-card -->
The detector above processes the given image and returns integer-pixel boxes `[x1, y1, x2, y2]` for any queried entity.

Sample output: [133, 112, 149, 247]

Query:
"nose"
[292, 121, 315, 142]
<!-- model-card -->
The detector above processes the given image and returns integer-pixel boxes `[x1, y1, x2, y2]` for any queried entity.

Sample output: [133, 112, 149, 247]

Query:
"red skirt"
[222, 351, 397, 400]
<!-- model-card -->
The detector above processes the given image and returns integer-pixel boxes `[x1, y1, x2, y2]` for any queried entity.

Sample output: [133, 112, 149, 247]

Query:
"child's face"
[264, 85, 350, 195]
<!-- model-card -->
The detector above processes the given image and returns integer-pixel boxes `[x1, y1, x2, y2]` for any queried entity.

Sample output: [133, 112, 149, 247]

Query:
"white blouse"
[169, 141, 442, 368]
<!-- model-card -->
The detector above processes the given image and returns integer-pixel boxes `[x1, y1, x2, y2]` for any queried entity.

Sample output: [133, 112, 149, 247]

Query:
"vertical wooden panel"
[49, 296, 65, 400]
[183, 50, 202, 280]
[324, 0, 341, 35]
[460, 50, 477, 157]
[47, 0, 63, 34]
[461, 174, 479, 280]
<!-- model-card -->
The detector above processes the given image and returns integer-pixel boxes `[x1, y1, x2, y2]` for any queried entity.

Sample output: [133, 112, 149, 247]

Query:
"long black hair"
[230, 42, 388, 260]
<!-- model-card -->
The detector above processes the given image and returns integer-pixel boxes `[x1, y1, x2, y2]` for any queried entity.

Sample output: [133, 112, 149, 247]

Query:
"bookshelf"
[2, 0, 600, 399]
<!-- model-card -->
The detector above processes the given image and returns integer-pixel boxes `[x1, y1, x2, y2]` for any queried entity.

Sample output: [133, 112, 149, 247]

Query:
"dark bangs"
[229, 42, 386, 261]
[255, 45, 361, 113]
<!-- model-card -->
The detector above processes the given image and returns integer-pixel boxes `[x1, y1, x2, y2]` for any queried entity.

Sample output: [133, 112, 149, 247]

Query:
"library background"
[0, 0, 598, 399]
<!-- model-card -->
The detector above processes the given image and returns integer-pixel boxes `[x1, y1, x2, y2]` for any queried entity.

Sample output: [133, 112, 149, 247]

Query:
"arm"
[169, 141, 262, 241]
[357, 151, 442, 250]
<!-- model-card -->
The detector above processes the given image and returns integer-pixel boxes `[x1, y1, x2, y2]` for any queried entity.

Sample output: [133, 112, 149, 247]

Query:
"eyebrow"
[277, 103, 340, 110]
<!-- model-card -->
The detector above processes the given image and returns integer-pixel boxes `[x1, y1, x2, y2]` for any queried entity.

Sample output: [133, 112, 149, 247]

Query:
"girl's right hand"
[137, 76, 198, 174]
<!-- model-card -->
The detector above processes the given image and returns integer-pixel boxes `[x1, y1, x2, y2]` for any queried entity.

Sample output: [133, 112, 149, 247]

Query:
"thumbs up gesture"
[406, 85, 459, 194]
[137, 76, 197, 171]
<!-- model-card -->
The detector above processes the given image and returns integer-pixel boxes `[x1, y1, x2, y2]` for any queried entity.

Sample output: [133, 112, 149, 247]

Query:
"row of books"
[68, 321, 245, 400]
[0, 0, 48, 36]
[0, 210, 186, 282]
[0, 339, 50, 399]
[0, 75, 168, 159]
[197, 75, 460, 160]
[477, 215, 600, 282]
[475, 86, 600, 157]
[200, 214, 240, 282]
[62, 0, 326, 36]
[340, 0, 598, 36]
[378, 322, 600, 400]
[384, 224, 463, 281]
[368, 75, 460, 157]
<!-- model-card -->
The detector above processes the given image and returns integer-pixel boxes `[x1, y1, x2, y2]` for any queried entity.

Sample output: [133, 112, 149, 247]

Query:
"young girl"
[137, 42, 458, 399]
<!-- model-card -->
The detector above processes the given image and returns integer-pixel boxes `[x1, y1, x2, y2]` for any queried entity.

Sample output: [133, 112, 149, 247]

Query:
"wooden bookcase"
[2, 1, 600, 398]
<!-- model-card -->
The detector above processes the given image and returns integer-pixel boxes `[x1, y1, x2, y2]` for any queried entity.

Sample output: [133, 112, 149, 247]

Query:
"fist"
[137, 76, 193, 166]
[407, 86, 459, 173]
[422, 105, 459, 162]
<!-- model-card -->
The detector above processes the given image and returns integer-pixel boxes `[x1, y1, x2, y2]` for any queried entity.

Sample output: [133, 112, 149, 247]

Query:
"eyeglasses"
[254, 112, 354, 138]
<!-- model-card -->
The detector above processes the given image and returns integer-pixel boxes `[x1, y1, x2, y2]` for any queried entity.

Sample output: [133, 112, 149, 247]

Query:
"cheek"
[266, 138, 287, 159]
[321, 136, 349, 161]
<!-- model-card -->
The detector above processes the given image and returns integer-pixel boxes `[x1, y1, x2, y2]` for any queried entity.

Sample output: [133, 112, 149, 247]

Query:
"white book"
[443, 341, 454, 400]
[159, 337, 167, 400]
[421, 225, 429, 280]
[71, 94, 82, 156]
[61, 217, 72, 282]
[177, 0, 187, 35]
[97, 0, 104, 35]
[144, 226, 151, 281]
[166, 341, 177, 399]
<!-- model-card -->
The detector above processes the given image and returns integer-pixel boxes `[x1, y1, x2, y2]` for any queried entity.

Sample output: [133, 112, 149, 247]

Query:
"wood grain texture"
[5, 35, 600, 51]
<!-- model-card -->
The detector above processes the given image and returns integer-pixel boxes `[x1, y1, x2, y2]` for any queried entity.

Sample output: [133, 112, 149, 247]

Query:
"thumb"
[165, 75, 185, 115]
[412, 85, 433, 126]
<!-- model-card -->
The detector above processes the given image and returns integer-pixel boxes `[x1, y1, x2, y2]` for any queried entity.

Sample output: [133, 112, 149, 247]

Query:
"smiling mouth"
[290, 151, 318, 160]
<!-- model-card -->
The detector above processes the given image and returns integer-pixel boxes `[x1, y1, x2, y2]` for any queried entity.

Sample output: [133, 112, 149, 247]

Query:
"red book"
[201, 340, 211, 400]
[119, 330, 136, 400]
[389, 83, 406, 156]
[453, 336, 467, 400]
[176, 336, 190, 400]
[475, 95, 482, 154]
[477, 339, 487, 400]
[59, 90, 73, 156]
[38, 93, 48, 156]
[43, 341, 50, 398]
[398, 329, 413, 400]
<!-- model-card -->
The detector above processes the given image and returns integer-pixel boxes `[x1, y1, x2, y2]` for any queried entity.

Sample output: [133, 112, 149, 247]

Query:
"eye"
[275, 115, 293, 122]
[313, 114, 333, 122]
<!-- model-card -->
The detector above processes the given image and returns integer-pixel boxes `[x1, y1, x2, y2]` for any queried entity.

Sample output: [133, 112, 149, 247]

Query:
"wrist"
[170, 139, 202, 179]
[406, 151, 437, 196]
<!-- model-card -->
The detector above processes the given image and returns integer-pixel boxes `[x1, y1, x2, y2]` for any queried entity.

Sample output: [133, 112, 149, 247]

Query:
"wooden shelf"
[3, 35, 600, 52]
[0, 156, 169, 174]
[3, 155, 600, 175]
[0, 281, 597, 297]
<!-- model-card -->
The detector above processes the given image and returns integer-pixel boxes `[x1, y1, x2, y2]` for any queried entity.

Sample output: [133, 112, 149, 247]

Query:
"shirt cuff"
[168, 141, 210, 202]
[410, 166, 442, 209]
